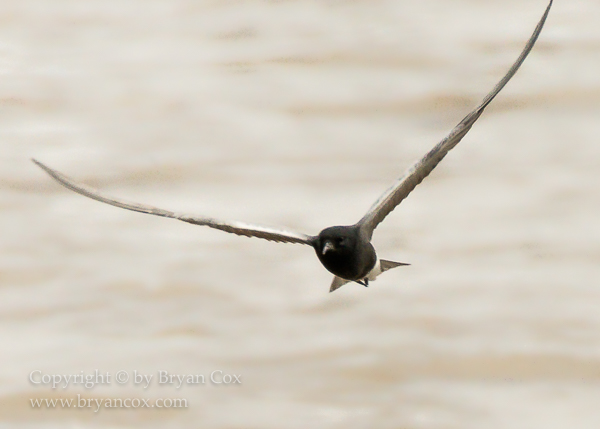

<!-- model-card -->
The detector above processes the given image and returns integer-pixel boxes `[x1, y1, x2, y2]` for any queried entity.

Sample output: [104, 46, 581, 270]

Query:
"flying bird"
[33, 0, 552, 292]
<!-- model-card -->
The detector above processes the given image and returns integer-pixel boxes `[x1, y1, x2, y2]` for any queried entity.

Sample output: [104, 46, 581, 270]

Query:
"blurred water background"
[1, 0, 599, 427]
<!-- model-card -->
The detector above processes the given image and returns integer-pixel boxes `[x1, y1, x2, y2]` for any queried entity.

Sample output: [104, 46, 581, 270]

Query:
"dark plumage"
[314, 226, 377, 282]
[32, 1, 552, 292]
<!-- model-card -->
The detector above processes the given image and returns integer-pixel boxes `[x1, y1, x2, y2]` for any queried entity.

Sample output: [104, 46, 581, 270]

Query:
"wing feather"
[33, 159, 315, 245]
[358, 0, 552, 238]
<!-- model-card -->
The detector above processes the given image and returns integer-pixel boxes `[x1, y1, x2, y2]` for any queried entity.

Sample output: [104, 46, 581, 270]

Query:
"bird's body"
[33, 1, 553, 292]
[313, 225, 377, 281]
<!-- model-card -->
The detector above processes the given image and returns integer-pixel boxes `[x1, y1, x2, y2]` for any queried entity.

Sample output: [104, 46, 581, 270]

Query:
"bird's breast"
[315, 242, 377, 281]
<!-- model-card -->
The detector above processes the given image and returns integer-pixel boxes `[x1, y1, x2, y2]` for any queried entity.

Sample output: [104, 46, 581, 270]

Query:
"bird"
[33, 0, 552, 293]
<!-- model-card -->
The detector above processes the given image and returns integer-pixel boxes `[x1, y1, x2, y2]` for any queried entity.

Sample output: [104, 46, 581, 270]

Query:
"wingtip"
[542, 0, 553, 23]
[31, 158, 48, 171]
[31, 158, 55, 177]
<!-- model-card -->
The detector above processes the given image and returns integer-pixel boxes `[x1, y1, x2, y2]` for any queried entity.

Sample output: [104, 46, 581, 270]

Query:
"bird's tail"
[329, 276, 351, 293]
[329, 259, 410, 293]
[380, 259, 410, 272]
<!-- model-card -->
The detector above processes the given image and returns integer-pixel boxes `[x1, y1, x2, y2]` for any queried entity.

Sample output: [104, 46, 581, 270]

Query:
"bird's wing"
[357, 0, 552, 238]
[33, 159, 315, 245]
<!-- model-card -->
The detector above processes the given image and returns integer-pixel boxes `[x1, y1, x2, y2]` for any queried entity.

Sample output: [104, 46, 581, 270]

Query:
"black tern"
[33, 0, 552, 292]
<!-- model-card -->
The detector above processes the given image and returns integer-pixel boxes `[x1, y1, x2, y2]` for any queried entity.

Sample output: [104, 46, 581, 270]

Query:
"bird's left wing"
[357, 0, 552, 239]
[33, 159, 315, 245]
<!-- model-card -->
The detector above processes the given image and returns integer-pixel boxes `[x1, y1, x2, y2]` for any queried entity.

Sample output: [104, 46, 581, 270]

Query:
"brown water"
[2, 0, 600, 427]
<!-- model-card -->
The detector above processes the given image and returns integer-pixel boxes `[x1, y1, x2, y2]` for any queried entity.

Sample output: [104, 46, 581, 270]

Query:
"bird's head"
[315, 226, 357, 256]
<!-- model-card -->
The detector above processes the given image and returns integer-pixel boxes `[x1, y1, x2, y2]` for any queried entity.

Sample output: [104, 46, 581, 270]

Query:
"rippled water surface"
[2, 0, 600, 427]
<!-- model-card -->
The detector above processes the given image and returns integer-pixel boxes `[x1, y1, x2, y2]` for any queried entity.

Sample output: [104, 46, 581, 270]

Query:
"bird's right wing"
[357, 0, 552, 239]
[33, 159, 315, 245]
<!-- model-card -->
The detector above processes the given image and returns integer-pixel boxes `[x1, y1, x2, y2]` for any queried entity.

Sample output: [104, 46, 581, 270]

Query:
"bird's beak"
[322, 240, 335, 255]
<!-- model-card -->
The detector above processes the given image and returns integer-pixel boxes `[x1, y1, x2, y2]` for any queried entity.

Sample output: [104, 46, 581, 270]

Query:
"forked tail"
[329, 259, 410, 292]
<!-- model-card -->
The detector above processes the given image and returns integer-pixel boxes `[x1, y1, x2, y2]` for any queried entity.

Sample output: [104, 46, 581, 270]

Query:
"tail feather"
[329, 260, 409, 293]
[330, 276, 350, 293]
[380, 259, 410, 272]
